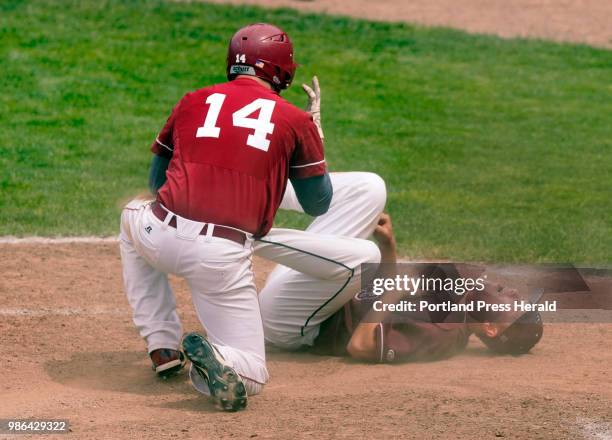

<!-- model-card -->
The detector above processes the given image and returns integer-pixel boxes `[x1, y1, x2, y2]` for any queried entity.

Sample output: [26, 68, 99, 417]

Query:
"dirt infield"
[1, 243, 611, 439]
[201, 0, 612, 48]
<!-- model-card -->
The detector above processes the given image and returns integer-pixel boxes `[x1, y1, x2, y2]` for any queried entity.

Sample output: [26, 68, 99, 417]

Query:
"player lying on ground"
[310, 214, 544, 362]
[257, 179, 543, 362]
[119, 23, 381, 411]
[254, 77, 543, 363]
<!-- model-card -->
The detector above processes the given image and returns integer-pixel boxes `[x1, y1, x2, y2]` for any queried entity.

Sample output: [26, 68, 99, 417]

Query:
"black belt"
[151, 202, 247, 245]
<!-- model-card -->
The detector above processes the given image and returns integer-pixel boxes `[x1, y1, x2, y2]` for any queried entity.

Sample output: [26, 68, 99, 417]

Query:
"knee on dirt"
[243, 378, 265, 396]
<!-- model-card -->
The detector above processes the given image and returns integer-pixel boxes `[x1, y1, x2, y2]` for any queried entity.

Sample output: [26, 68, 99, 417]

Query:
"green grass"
[1, 0, 611, 264]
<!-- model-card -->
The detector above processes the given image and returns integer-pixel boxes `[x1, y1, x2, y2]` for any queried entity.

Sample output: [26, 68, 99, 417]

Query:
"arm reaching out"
[347, 213, 399, 360]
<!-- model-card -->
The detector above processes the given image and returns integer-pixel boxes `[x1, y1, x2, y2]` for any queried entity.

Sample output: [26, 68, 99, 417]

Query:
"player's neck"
[235, 75, 274, 91]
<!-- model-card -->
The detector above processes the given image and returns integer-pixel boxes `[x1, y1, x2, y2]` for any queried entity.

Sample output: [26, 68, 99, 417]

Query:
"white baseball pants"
[255, 172, 387, 349]
[120, 172, 385, 397]
[119, 200, 267, 396]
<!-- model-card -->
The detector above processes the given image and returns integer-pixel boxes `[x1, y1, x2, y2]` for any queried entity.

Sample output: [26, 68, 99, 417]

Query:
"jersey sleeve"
[289, 115, 326, 179]
[150, 100, 181, 158]
[375, 321, 470, 363]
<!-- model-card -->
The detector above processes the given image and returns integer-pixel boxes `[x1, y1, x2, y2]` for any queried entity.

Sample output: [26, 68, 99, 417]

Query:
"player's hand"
[373, 213, 396, 248]
[302, 76, 324, 139]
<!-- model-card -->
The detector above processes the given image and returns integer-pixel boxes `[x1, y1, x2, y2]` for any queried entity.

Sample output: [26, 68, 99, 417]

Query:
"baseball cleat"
[150, 348, 186, 378]
[182, 332, 247, 412]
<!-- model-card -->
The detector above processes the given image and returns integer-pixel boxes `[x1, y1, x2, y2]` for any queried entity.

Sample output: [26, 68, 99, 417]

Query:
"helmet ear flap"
[274, 65, 285, 88]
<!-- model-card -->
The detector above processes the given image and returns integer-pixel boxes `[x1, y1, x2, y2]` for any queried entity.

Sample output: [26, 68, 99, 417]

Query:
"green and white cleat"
[182, 332, 247, 412]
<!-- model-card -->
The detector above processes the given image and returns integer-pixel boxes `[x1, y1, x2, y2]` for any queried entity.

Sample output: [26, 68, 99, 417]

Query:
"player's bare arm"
[372, 213, 397, 264]
[347, 213, 399, 360]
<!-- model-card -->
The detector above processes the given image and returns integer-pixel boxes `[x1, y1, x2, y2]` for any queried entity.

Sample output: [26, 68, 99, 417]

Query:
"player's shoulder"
[178, 83, 222, 101]
[275, 95, 309, 116]
[170, 82, 228, 112]
[176, 79, 311, 123]
[265, 98, 314, 143]
[223, 79, 311, 120]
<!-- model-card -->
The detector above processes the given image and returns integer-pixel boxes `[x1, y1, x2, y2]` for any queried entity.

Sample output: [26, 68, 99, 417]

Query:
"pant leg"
[119, 200, 182, 352]
[280, 171, 387, 238]
[256, 172, 387, 349]
[181, 245, 268, 396]
[255, 228, 381, 349]
[120, 199, 268, 396]
[150, 210, 268, 397]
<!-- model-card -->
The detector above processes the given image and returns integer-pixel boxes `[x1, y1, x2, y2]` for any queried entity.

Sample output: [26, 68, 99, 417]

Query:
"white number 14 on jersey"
[195, 93, 276, 152]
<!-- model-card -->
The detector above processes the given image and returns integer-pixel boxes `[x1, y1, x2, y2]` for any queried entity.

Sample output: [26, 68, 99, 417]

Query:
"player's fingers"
[302, 84, 316, 100]
[378, 212, 391, 226]
[312, 76, 320, 97]
[373, 224, 391, 241]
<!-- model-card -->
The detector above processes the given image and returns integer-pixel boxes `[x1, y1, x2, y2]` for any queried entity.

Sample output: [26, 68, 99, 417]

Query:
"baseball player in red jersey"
[119, 23, 381, 411]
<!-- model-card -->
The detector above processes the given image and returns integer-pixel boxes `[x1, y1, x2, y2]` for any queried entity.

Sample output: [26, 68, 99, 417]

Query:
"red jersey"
[151, 78, 326, 237]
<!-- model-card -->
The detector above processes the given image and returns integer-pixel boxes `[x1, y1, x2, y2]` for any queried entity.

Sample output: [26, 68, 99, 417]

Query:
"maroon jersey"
[313, 289, 470, 363]
[151, 78, 326, 237]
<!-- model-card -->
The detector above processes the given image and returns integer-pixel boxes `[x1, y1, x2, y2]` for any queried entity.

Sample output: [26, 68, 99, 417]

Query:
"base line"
[0, 236, 119, 244]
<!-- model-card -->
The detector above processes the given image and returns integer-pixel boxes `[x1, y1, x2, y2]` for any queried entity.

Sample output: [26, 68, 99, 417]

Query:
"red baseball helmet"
[226, 23, 297, 91]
